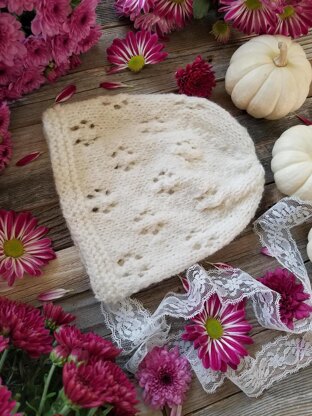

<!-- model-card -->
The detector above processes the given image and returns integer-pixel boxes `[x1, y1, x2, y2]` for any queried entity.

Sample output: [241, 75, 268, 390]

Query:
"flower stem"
[87, 409, 98, 416]
[0, 348, 8, 373]
[37, 363, 56, 416]
[59, 404, 70, 415]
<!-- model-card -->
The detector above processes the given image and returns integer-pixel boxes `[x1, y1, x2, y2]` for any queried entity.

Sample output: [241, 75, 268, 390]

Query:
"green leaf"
[193, 0, 210, 19]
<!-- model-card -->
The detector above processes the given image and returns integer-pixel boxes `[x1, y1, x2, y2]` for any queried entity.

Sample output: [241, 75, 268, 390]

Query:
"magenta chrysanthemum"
[134, 12, 176, 35]
[63, 360, 137, 414]
[0, 210, 56, 286]
[219, 0, 277, 35]
[154, 0, 193, 27]
[24, 36, 51, 67]
[137, 346, 192, 410]
[31, 0, 71, 37]
[0, 381, 22, 416]
[0, 102, 10, 136]
[2, 0, 38, 14]
[106, 30, 168, 74]
[0, 133, 13, 174]
[116, 0, 155, 18]
[273, 0, 312, 38]
[0, 13, 26, 66]
[175, 55, 216, 98]
[0, 297, 53, 357]
[258, 268, 312, 330]
[182, 294, 253, 372]
[69, 0, 98, 42]
[43, 303, 76, 330]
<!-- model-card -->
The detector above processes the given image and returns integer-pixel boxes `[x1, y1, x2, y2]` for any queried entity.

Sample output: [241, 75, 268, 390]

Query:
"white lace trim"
[101, 197, 312, 397]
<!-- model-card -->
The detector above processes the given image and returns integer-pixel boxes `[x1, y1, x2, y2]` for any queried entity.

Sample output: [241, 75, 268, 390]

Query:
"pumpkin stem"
[274, 42, 288, 67]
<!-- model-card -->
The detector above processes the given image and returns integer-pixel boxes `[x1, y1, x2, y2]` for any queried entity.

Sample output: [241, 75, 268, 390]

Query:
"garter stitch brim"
[43, 93, 264, 304]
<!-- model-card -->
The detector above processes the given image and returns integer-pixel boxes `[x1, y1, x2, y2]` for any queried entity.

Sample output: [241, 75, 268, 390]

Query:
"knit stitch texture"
[43, 93, 264, 304]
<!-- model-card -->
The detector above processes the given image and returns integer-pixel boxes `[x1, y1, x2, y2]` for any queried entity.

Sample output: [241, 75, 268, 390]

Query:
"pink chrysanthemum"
[182, 294, 253, 372]
[134, 12, 176, 35]
[137, 346, 192, 411]
[69, 0, 98, 41]
[63, 360, 137, 413]
[13, 66, 46, 96]
[0, 210, 56, 286]
[258, 268, 312, 330]
[43, 303, 75, 330]
[273, 0, 312, 38]
[50, 34, 75, 65]
[0, 381, 22, 416]
[0, 62, 23, 86]
[175, 55, 216, 98]
[2, 0, 38, 14]
[106, 30, 168, 74]
[219, 0, 277, 35]
[0, 102, 10, 136]
[0, 133, 13, 174]
[0, 297, 53, 357]
[154, 0, 193, 28]
[52, 325, 120, 365]
[31, 0, 71, 37]
[73, 26, 102, 54]
[115, 0, 155, 19]
[0, 13, 26, 66]
[24, 36, 51, 67]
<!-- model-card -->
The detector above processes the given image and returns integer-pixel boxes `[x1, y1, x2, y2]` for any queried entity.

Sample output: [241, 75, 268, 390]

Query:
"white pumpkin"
[271, 125, 312, 200]
[307, 228, 312, 263]
[225, 35, 312, 120]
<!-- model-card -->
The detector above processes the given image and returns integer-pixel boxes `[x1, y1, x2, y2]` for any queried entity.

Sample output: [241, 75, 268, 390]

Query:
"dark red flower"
[258, 268, 312, 330]
[0, 297, 53, 358]
[52, 325, 120, 365]
[63, 360, 137, 414]
[0, 380, 22, 416]
[43, 303, 75, 330]
[81, 332, 121, 362]
[175, 55, 216, 99]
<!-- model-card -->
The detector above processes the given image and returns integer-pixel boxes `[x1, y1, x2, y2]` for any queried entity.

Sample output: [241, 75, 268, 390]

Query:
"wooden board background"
[1, 3, 312, 415]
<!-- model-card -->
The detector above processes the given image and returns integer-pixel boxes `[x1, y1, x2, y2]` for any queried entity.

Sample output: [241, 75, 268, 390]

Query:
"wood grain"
[2, 12, 312, 416]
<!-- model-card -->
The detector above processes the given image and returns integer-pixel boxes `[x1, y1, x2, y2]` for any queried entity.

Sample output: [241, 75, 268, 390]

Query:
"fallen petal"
[260, 247, 273, 257]
[55, 84, 76, 103]
[296, 114, 312, 125]
[38, 288, 73, 301]
[212, 262, 234, 272]
[99, 81, 133, 90]
[16, 151, 42, 167]
[179, 275, 189, 292]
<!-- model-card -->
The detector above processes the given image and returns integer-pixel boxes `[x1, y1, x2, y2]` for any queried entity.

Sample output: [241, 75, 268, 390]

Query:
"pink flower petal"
[212, 262, 234, 272]
[38, 288, 72, 301]
[55, 84, 77, 103]
[296, 114, 312, 125]
[16, 151, 42, 167]
[99, 81, 133, 90]
[260, 247, 274, 257]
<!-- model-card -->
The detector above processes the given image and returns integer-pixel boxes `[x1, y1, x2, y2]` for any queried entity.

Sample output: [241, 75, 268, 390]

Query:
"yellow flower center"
[244, 0, 262, 10]
[214, 20, 229, 34]
[280, 5, 295, 19]
[128, 55, 145, 73]
[171, 0, 185, 4]
[3, 239, 24, 258]
[205, 318, 223, 340]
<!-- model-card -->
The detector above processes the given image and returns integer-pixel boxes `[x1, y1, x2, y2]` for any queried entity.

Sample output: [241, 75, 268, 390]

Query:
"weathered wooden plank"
[188, 364, 312, 416]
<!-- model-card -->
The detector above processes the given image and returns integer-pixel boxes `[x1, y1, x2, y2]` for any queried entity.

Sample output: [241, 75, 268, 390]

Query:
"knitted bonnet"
[43, 93, 264, 304]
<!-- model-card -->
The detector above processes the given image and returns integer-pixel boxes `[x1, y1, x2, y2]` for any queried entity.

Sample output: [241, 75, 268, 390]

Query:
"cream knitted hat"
[43, 93, 264, 304]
